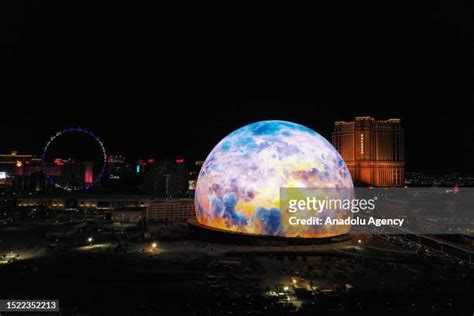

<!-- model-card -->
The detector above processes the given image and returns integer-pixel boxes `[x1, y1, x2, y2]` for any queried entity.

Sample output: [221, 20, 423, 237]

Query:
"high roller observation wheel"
[42, 128, 107, 191]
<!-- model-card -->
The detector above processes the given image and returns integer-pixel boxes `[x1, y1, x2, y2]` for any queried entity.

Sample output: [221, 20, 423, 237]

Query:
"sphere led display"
[195, 120, 353, 238]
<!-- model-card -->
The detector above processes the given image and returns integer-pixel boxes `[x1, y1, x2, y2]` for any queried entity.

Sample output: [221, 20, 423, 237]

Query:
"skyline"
[2, 2, 474, 314]
[2, 106, 473, 175]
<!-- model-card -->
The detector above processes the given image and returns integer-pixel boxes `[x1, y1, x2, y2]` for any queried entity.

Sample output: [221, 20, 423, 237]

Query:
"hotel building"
[332, 116, 405, 187]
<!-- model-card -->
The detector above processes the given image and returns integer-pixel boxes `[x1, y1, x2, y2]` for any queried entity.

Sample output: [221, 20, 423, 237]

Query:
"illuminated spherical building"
[195, 120, 353, 238]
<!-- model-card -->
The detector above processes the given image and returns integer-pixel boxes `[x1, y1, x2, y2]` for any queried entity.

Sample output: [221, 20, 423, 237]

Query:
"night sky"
[1, 1, 473, 174]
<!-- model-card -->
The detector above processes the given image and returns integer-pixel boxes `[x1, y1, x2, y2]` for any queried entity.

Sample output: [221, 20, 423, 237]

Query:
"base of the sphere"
[187, 218, 352, 245]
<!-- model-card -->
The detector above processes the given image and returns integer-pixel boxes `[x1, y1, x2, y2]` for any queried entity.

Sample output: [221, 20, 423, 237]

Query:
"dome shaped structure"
[195, 120, 353, 238]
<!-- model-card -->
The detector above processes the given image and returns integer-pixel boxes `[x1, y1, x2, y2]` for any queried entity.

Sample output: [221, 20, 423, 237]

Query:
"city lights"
[1, 98, 472, 315]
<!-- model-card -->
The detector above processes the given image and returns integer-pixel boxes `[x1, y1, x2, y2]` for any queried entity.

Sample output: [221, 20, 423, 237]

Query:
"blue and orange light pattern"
[195, 120, 353, 238]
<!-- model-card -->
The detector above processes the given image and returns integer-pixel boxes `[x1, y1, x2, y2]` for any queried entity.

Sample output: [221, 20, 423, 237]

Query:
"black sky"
[1, 1, 473, 173]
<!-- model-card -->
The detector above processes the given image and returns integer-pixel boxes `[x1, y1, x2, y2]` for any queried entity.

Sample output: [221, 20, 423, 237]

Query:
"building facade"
[332, 116, 405, 187]
[0, 151, 100, 192]
[17, 195, 151, 211]
[146, 199, 194, 224]
[111, 208, 144, 224]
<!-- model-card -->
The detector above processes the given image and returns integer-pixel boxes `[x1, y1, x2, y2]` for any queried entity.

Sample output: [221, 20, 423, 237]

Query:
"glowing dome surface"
[195, 120, 353, 238]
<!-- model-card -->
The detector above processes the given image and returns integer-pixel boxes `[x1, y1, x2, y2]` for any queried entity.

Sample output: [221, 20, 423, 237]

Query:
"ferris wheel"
[42, 128, 107, 191]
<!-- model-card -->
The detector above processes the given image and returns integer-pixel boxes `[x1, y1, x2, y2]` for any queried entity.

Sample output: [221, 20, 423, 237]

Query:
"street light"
[151, 242, 157, 251]
[357, 239, 362, 244]
[88, 237, 93, 244]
